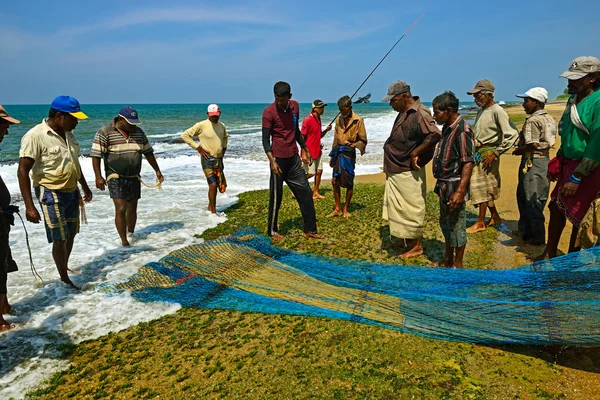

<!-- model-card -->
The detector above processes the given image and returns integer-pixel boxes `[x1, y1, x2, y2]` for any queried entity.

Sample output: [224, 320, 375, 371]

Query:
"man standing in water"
[181, 104, 228, 214]
[0, 105, 20, 330]
[381, 81, 440, 258]
[467, 80, 518, 233]
[262, 81, 323, 241]
[91, 106, 164, 246]
[18, 96, 93, 289]
[328, 95, 367, 218]
[300, 100, 332, 199]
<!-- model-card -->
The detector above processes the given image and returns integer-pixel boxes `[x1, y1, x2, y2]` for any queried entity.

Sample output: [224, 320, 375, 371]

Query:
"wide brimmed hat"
[0, 105, 20, 124]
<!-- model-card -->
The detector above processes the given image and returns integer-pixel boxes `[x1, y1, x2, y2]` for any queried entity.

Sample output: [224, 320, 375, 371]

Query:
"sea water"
[0, 101, 476, 397]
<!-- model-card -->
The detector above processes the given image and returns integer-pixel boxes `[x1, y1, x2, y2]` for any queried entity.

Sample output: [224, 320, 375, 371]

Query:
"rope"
[14, 212, 45, 287]
[106, 173, 163, 191]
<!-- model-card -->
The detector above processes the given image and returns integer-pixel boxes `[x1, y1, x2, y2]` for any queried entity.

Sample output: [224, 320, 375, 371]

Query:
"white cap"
[207, 104, 221, 116]
[515, 87, 548, 104]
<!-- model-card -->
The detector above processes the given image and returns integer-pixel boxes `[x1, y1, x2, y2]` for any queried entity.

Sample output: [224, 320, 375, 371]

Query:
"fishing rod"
[328, 12, 427, 126]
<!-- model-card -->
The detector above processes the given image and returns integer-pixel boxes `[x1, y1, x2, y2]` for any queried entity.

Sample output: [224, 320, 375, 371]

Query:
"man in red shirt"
[301, 100, 332, 199]
[262, 82, 324, 241]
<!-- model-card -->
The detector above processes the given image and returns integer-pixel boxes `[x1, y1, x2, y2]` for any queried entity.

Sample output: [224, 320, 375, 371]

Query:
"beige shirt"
[333, 111, 368, 155]
[181, 119, 228, 158]
[473, 103, 519, 155]
[519, 109, 557, 158]
[19, 119, 82, 191]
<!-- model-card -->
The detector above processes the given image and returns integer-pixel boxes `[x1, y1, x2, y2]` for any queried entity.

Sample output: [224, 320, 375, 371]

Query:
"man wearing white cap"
[181, 104, 228, 214]
[512, 87, 556, 245]
[538, 56, 600, 260]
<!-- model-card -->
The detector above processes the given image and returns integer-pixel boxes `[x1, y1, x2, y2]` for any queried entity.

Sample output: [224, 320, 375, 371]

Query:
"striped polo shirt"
[90, 122, 153, 177]
[432, 116, 476, 201]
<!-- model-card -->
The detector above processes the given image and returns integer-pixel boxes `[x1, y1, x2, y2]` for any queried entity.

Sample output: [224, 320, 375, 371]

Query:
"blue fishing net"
[99, 227, 600, 345]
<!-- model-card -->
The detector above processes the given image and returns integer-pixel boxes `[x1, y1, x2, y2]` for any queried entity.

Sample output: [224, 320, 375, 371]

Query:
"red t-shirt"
[300, 112, 322, 159]
[262, 100, 300, 158]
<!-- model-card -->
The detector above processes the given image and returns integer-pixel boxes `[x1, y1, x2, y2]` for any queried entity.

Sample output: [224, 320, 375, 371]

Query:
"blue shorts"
[35, 186, 80, 243]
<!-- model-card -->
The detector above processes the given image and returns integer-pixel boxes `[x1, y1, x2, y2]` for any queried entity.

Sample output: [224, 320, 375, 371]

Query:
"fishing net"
[99, 228, 600, 345]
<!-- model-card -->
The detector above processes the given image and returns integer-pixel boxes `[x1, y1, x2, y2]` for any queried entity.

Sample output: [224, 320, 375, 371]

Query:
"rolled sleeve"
[19, 132, 40, 160]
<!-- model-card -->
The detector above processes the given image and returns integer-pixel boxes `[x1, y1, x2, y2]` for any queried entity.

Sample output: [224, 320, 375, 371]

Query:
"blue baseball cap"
[118, 106, 142, 125]
[51, 96, 88, 119]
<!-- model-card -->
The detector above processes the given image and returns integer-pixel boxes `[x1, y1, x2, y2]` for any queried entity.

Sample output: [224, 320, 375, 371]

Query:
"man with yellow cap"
[17, 96, 93, 290]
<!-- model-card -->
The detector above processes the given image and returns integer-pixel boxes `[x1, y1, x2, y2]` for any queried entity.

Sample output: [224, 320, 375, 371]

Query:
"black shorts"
[108, 177, 141, 201]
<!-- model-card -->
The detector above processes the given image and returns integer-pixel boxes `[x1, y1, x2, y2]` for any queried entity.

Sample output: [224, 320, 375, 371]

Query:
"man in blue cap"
[18, 96, 93, 290]
[91, 106, 164, 246]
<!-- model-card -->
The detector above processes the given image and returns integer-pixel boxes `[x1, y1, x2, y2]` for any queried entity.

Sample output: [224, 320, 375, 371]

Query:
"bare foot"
[487, 217, 503, 227]
[61, 278, 80, 290]
[398, 246, 424, 259]
[313, 193, 326, 199]
[452, 262, 464, 268]
[327, 210, 343, 218]
[0, 322, 11, 332]
[427, 260, 452, 268]
[303, 232, 324, 239]
[122, 241, 130, 247]
[466, 222, 486, 234]
[343, 211, 351, 218]
[270, 233, 285, 242]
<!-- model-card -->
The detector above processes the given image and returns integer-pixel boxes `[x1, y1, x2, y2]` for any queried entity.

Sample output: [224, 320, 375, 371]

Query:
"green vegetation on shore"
[26, 185, 599, 400]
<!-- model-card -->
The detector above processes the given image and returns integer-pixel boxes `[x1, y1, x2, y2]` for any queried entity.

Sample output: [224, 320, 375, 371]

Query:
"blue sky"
[1, 0, 598, 105]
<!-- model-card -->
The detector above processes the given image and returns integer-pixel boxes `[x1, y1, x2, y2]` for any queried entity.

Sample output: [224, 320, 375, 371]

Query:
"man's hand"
[560, 181, 579, 197]
[95, 176, 106, 191]
[197, 146, 211, 159]
[270, 160, 282, 176]
[156, 170, 165, 183]
[301, 147, 312, 164]
[410, 151, 421, 171]
[82, 186, 93, 202]
[448, 189, 466, 210]
[482, 153, 497, 169]
[512, 148, 522, 156]
[325, 124, 332, 133]
[25, 206, 41, 223]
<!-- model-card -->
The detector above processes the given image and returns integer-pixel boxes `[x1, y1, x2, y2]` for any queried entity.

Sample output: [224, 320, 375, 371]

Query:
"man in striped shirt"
[431, 91, 475, 268]
[91, 107, 164, 246]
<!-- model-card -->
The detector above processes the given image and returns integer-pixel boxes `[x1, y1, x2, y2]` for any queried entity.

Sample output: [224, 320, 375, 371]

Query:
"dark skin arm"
[17, 157, 41, 223]
[145, 153, 165, 183]
[79, 173, 93, 202]
[92, 157, 105, 190]
[512, 143, 538, 156]
[448, 162, 474, 210]
[410, 133, 441, 170]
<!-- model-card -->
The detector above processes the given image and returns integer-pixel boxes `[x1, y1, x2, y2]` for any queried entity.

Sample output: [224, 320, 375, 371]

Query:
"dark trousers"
[0, 215, 12, 294]
[268, 154, 317, 235]
[517, 156, 549, 244]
